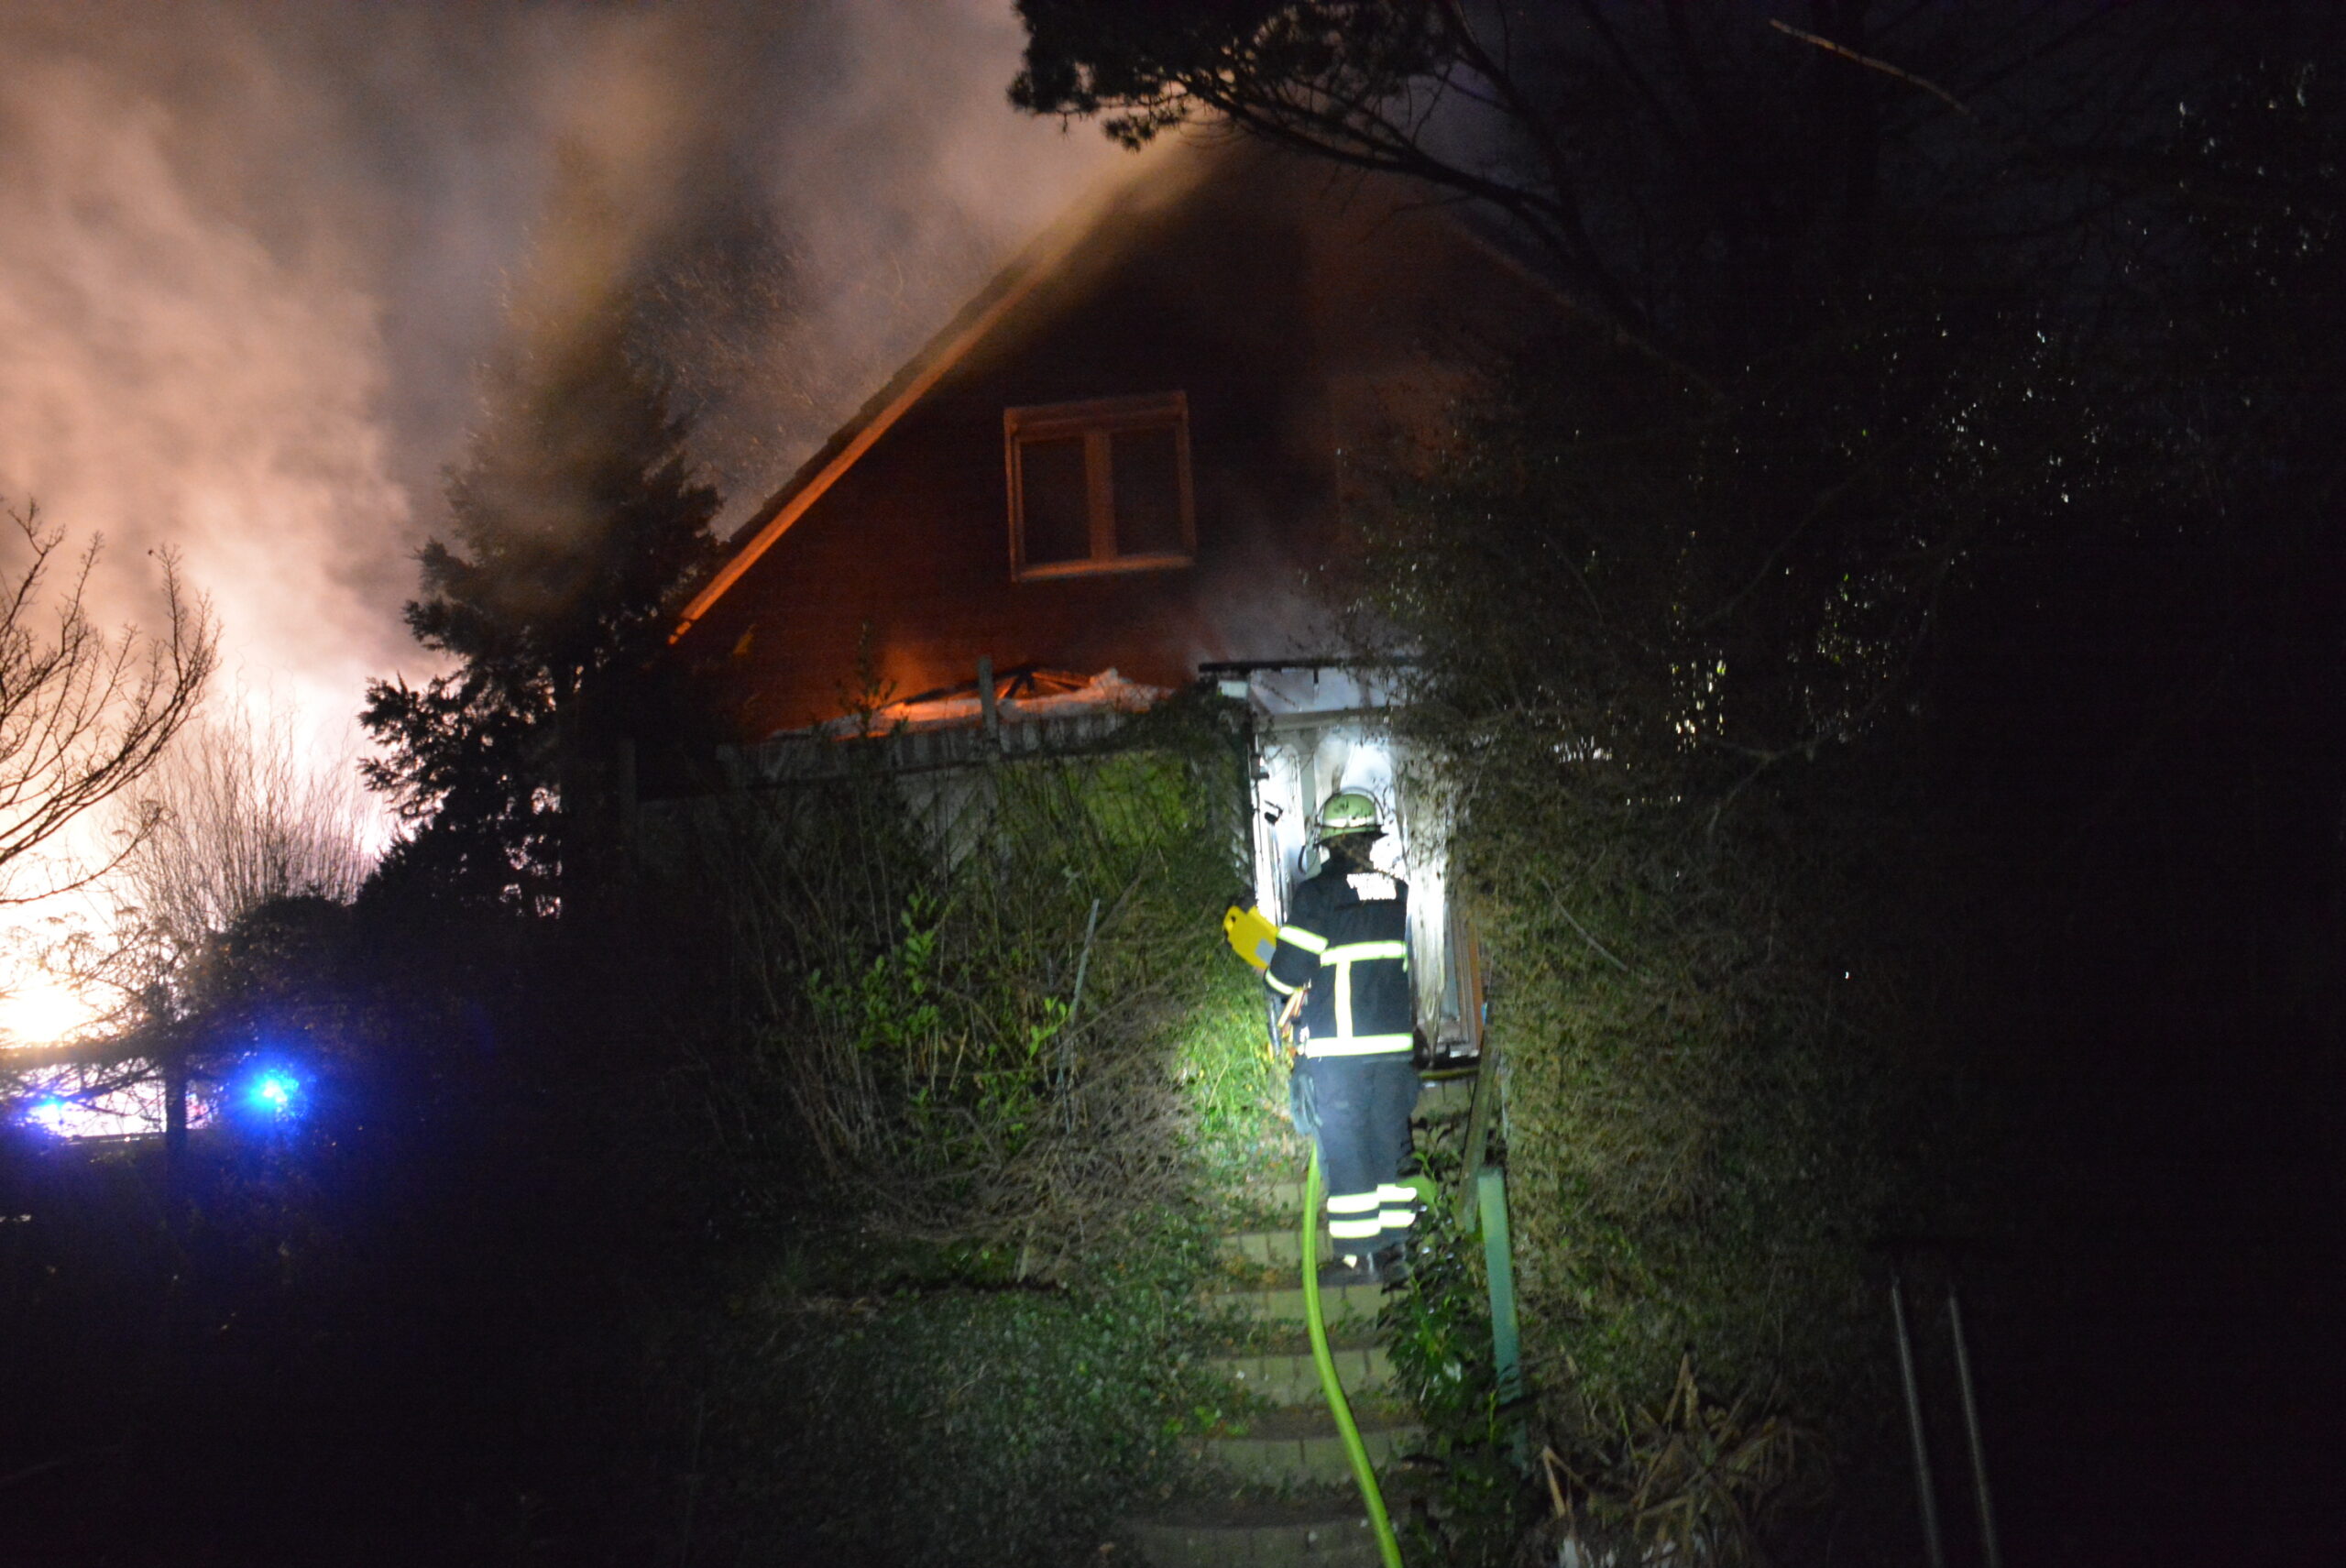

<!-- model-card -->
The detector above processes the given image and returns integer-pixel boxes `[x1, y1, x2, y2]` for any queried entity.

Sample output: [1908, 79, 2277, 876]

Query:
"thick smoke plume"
[0, 0, 1114, 1036]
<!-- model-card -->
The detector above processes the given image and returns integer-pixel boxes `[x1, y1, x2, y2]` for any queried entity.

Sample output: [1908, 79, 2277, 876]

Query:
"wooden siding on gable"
[674, 146, 1562, 741]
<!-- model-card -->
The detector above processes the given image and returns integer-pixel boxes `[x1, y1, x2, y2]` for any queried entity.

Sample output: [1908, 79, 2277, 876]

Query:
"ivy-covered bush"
[685, 1219, 1231, 1566]
[635, 695, 1288, 1562]
[1342, 336, 1968, 1528]
[661, 696, 1258, 1266]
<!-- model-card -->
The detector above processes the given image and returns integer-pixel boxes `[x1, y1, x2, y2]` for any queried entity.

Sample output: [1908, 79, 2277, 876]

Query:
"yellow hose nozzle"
[1222, 903, 1279, 970]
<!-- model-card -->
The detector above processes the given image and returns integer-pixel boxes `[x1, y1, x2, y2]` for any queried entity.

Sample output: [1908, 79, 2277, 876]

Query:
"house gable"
[671, 143, 1563, 741]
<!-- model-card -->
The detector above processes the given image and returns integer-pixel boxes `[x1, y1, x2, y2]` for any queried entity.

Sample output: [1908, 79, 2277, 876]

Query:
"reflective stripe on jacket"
[1266, 862, 1412, 1056]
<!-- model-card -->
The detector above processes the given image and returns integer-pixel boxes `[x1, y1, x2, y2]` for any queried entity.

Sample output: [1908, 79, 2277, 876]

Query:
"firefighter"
[1266, 788, 1420, 1286]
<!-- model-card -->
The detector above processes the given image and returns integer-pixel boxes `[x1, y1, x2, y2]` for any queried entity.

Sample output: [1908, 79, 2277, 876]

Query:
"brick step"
[1208, 1279, 1386, 1325]
[1120, 1093, 1446, 1567]
[1124, 1495, 1382, 1568]
[1196, 1405, 1421, 1487]
[1218, 1227, 1337, 1269]
[1210, 1343, 1394, 1406]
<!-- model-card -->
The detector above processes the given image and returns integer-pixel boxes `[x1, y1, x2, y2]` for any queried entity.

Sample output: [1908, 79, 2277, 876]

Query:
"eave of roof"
[668, 140, 1185, 644]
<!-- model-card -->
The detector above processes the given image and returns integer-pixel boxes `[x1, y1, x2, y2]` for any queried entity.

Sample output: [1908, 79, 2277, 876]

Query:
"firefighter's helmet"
[1315, 788, 1385, 839]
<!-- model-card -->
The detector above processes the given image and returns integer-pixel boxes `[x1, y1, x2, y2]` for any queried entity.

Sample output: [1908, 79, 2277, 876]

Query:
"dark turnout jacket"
[1266, 861, 1412, 1057]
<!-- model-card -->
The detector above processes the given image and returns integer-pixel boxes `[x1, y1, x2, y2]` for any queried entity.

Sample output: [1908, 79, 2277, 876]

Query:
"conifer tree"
[362, 299, 719, 913]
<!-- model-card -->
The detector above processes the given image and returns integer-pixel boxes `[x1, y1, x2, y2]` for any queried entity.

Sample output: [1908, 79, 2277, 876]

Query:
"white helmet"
[1314, 788, 1384, 840]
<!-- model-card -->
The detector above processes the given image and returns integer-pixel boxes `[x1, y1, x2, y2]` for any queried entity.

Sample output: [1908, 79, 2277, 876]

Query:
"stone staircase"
[1119, 1073, 1475, 1567]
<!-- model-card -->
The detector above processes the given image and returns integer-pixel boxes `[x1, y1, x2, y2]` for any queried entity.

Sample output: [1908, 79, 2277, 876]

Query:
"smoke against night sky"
[0, 0, 1113, 1000]
[0, 0, 1112, 707]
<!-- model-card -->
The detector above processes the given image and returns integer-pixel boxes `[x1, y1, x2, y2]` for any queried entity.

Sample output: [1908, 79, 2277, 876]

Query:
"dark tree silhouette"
[1013, 2, 2233, 367]
[362, 299, 720, 913]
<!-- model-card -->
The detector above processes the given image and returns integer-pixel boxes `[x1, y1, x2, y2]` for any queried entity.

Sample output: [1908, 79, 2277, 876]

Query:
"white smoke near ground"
[0, 0, 1118, 1044]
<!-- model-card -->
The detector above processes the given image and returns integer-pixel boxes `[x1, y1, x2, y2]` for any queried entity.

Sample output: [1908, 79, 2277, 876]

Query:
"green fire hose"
[1300, 1146, 1404, 1568]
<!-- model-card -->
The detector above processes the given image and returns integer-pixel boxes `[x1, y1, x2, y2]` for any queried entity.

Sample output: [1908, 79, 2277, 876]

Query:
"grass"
[1172, 966, 1303, 1190]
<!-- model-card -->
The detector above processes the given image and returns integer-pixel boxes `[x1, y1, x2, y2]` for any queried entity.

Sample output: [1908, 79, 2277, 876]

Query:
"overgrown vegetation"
[1534, 1358, 1805, 1568]
[1378, 1139, 1525, 1568]
[675, 1215, 1228, 1566]
[1333, 332, 1963, 1539]
[662, 696, 1256, 1261]
[8, 12, 2342, 1566]
[1063, 16, 2346, 1560]
[626, 696, 1291, 1561]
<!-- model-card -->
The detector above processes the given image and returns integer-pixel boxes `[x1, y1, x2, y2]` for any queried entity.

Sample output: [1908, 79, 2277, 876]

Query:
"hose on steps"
[1300, 1146, 1404, 1568]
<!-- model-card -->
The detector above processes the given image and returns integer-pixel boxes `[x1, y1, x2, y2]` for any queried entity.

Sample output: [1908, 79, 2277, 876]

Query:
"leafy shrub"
[1379, 1141, 1532, 1567]
[658, 696, 1255, 1269]
[1459, 764, 1923, 1439]
[617, 697, 1293, 1561]
[688, 1219, 1226, 1567]
[1340, 341, 1957, 1529]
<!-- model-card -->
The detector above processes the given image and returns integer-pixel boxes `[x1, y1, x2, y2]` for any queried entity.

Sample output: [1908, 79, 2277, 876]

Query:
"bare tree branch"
[0, 502, 218, 905]
[116, 695, 370, 958]
[1768, 18, 1971, 115]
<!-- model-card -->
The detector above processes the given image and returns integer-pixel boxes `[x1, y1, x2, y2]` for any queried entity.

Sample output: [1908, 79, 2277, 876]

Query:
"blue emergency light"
[247, 1070, 301, 1117]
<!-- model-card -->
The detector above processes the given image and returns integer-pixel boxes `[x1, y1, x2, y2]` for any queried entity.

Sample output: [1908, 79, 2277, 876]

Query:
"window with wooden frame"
[1004, 391, 1194, 580]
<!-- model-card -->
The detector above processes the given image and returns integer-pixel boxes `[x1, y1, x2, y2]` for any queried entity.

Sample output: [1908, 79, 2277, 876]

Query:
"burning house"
[657, 140, 1565, 1058]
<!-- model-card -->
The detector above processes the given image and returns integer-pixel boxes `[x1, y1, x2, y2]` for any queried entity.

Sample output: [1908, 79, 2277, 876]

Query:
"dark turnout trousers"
[1298, 1053, 1420, 1253]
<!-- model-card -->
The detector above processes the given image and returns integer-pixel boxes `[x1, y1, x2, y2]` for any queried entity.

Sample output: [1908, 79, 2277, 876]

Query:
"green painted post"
[1476, 1166, 1523, 1404]
[1453, 1043, 1499, 1233]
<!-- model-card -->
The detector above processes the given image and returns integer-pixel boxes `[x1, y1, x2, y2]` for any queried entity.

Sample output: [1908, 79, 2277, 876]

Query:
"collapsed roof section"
[727, 665, 1167, 785]
[826, 666, 1164, 736]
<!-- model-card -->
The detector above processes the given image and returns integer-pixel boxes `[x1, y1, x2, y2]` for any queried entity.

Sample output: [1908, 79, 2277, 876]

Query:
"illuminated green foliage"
[647, 697, 1290, 1562]
[673, 696, 1253, 1263]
